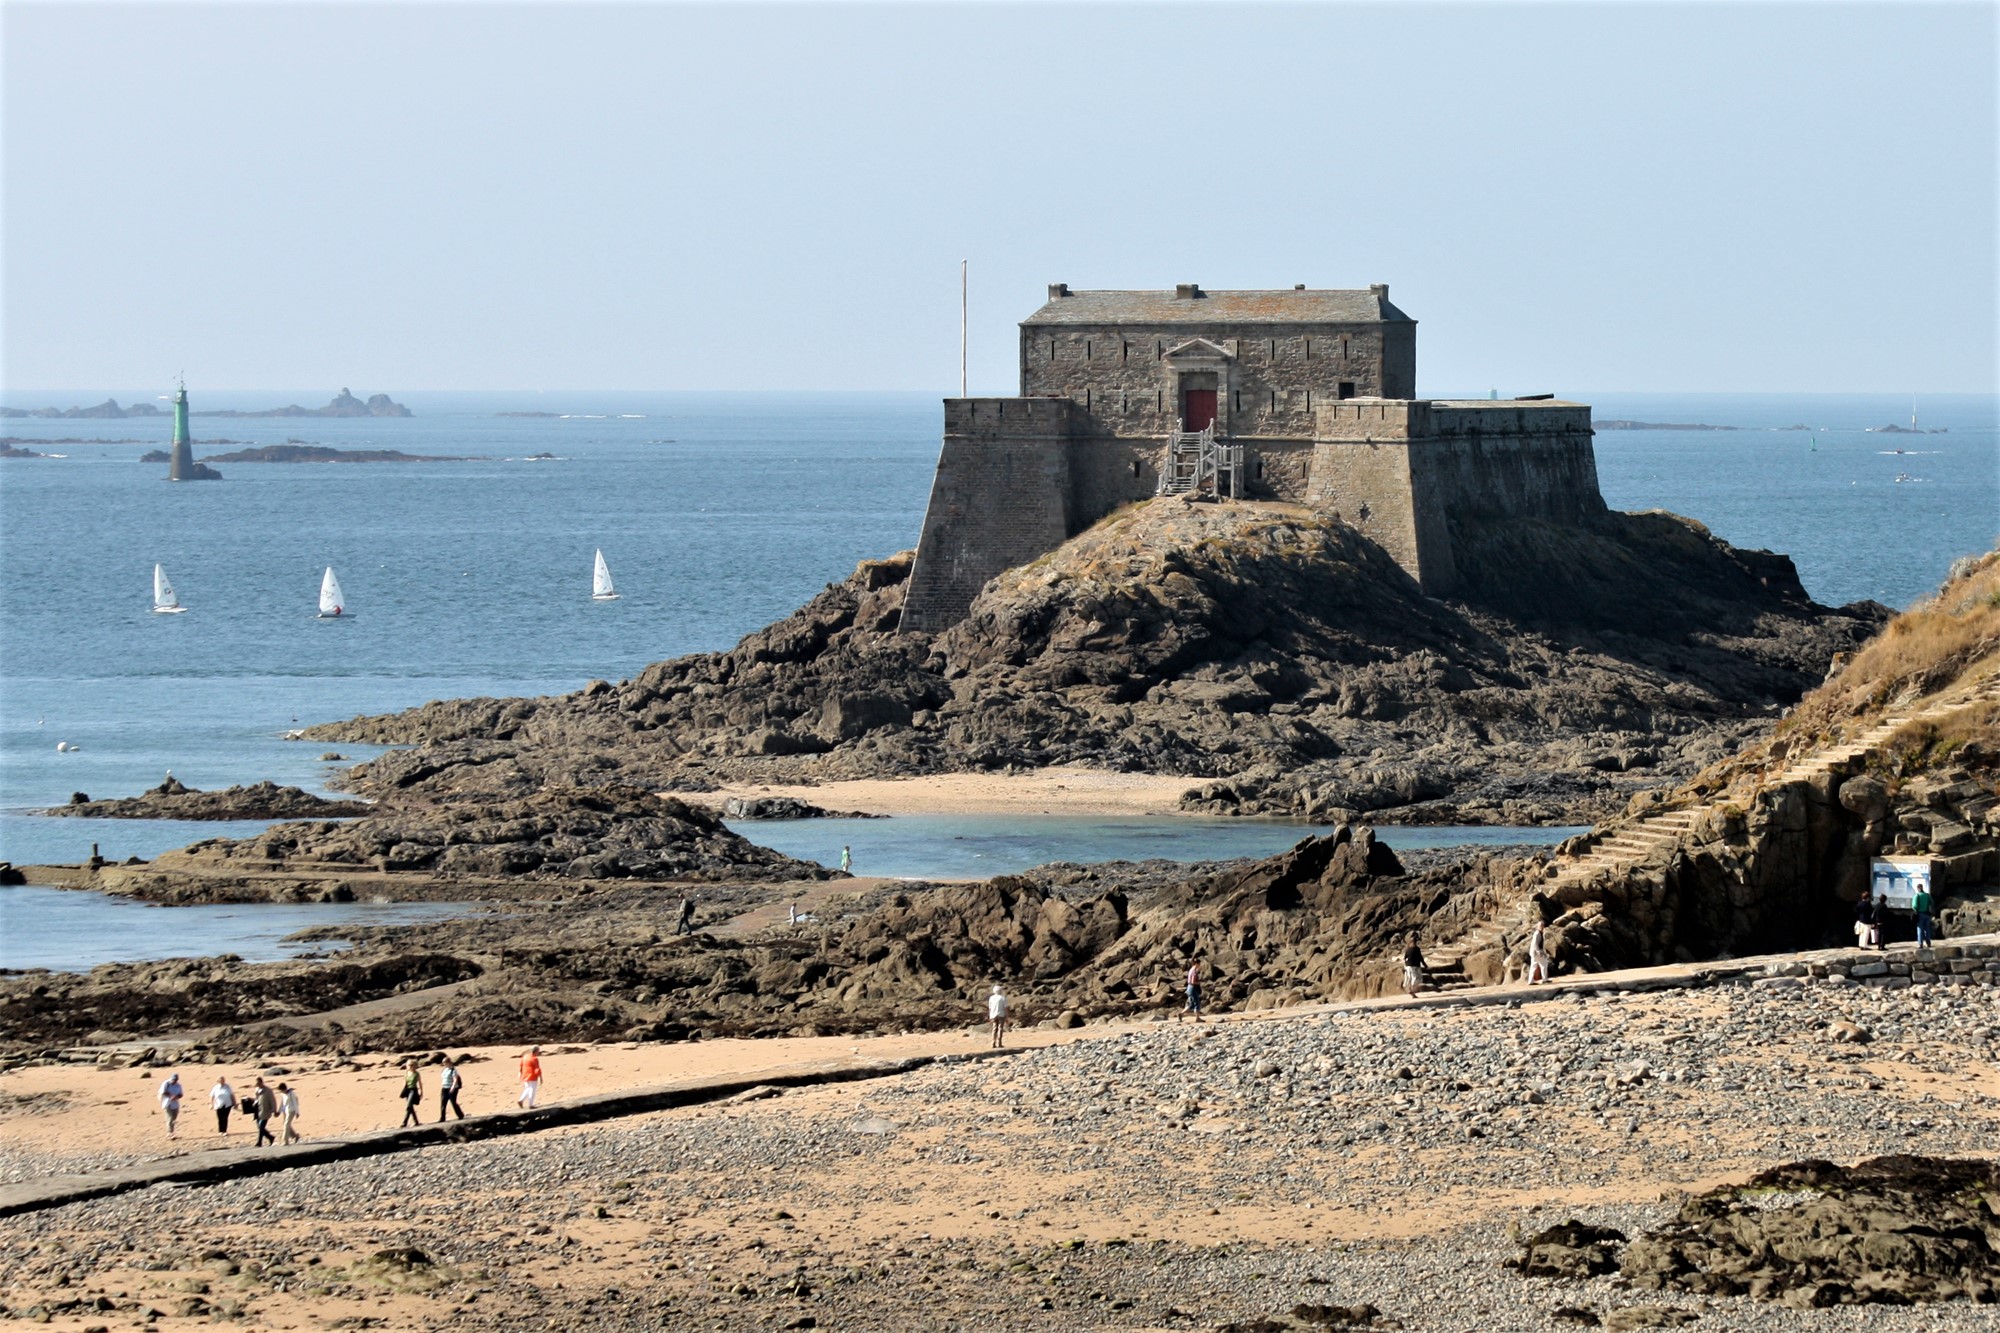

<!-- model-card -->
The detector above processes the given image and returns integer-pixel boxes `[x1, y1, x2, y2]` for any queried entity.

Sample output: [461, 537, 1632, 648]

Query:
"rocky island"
[0, 397, 164, 419]
[42, 778, 371, 822]
[192, 388, 413, 419]
[311, 498, 1885, 827]
[193, 443, 485, 464]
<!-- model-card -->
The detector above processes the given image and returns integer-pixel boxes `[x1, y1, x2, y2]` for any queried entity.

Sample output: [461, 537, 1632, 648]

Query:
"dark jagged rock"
[23, 823, 1511, 1055]
[719, 796, 881, 820]
[0, 954, 481, 1047]
[310, 502, 1883, 827]
[125, 784, 828, 896]
[40, 779, 371, 821]
[1505, 1221, 1628, 1279]
[1619, 1156, 2000, 1306]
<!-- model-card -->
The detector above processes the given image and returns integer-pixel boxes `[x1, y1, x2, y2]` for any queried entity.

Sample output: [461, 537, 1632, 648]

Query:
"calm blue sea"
[1, 390, 1994, 903]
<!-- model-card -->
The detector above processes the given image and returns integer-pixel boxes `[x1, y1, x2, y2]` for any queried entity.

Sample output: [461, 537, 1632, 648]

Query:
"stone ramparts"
[903, 399, 1079, 633]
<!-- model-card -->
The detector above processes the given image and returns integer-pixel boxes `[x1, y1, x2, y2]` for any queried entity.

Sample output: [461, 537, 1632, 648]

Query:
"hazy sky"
[3, 2, 1994, 394]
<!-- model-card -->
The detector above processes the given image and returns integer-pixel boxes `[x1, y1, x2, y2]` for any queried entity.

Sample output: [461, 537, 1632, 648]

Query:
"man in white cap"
[987, 984, 1008, 1048]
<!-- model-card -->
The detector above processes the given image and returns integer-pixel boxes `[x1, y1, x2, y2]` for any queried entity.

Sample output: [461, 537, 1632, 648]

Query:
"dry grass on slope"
[1789, 547, 2000, 736]
[1676, 547, 2000, 800]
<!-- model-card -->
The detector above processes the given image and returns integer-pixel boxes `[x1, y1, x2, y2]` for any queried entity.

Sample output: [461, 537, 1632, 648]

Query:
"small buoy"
[55, 741, 70, 752]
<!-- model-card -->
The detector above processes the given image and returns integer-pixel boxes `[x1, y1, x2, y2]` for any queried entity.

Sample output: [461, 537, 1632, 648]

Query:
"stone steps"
[1423, 674, 1997, 991]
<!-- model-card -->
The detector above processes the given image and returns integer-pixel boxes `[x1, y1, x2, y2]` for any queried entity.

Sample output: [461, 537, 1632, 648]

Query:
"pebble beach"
[6, 972, 1999, 1331]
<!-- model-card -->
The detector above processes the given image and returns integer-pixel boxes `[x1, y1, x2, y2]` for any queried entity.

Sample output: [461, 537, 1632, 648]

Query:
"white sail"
[592, 549, 619, 600]
[318, 566, 345, 618]
[152, 563, 186, 613]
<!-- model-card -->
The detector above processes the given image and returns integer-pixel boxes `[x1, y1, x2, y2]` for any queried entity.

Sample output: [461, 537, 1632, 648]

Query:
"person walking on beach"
[1526, 922, 1551, 985]
[277, 1083, 301, 1144]
[438, 1057, 465, 1121]
[840, 845, 852, 874]
[676, 895, 696, 936]
[210, 1076, 236, 1136]
[251, 1078, 278, 1147]
[517, 1046, 543, 1109]
[157, 1072, 184, 1139]
[1402, 936, 1428, 997]
[399, 1064, 424, 1127]
[1914, 882, 1936, 947]
[987, 983, 1008, 1048]
[1178, 960, 1203, 1022]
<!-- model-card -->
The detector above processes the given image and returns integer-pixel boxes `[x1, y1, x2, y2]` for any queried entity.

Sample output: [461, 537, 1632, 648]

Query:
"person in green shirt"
[1913, 884, 1936, 947]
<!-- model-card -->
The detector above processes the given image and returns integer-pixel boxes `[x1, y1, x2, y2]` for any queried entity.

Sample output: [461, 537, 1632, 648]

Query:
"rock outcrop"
[112, 785, 830, 900]
[1620, 1157, 2000, 1306]
[1505, 549, 2000, 978]
[310, 501, 1883, 826]
[192, 389, 413, 419]
[7, 825, 1531, 1055]
[42, 778, 371, 821]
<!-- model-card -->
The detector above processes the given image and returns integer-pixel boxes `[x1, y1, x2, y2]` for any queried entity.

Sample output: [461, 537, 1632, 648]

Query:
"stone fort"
[903, 282, 1605, 632]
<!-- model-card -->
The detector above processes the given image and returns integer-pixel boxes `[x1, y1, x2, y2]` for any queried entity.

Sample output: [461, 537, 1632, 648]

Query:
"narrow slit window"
[1086, 341, 1092, 359]
[1269, 389, 1276, 410]
[1234, 390, 1241, 412]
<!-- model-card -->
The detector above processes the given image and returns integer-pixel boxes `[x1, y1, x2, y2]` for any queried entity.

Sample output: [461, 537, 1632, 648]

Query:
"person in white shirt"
[210, 1077, 237, 1136]
[277, 1083, 301, 1144]
[1526, 922, 1551, 985]
[987, 984, 1008, 1048]
[157, 1073, 184, 1139]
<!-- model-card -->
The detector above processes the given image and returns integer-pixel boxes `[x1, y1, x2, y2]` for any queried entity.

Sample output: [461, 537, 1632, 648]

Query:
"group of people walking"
[155, 1046, 550, 1146]
[159, 1072, 299, 1146]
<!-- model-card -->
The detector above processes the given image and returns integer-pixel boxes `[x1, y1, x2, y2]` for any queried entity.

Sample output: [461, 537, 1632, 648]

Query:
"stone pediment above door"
[1162, 338, 1234, 365]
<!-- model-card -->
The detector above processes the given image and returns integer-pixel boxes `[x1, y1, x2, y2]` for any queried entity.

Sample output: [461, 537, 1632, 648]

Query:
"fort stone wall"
[1021, 322, 1408, 441]
[904, 286, 1604, 629]
[903, 398, 1079, 633]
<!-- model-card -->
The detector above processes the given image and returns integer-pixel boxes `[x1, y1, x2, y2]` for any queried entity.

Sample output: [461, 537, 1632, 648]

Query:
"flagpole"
[959, 260, 968, 398]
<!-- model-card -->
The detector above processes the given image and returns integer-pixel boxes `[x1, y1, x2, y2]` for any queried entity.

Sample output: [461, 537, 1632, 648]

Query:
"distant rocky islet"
[3, 388, 411, 420]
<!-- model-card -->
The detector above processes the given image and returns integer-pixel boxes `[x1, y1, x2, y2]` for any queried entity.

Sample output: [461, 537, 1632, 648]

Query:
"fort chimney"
[1370, 283, 1389, 300]
[1048, 282, 1070, 299]
[1174, 283, 1204, 299]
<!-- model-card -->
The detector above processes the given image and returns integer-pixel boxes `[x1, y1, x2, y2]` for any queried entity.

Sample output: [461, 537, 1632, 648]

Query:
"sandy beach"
[7, 975, 2000, 1330]
[700, 765, 1201, 819]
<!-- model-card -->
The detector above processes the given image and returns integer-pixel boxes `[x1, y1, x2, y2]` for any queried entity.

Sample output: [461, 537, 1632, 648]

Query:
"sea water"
[0, 391, 1993, 911]
[725, 815, 1591, 883]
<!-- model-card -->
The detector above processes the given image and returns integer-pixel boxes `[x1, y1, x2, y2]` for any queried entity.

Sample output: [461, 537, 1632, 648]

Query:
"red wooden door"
[1182, 389, 1217, 431]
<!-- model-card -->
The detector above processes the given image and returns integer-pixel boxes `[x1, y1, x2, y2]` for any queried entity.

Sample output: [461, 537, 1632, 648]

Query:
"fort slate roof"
[1022, 288, 1413, 327]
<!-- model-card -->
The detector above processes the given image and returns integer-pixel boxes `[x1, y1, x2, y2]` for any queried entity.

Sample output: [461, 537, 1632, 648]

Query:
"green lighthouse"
[165, 382, 220, 481]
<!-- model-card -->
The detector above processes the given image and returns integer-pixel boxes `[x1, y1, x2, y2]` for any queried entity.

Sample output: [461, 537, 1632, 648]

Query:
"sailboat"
[592, 549, 620, 601]
[152, 564, 188, 614]
[317, 567, 346, 618]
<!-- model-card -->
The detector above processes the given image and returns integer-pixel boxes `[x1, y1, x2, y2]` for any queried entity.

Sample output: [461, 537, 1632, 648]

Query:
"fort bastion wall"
[902, 399, 1079, 634]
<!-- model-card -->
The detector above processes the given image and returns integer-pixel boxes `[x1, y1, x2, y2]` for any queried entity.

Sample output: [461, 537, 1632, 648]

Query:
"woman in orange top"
[517, 1046, 543, 1109]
